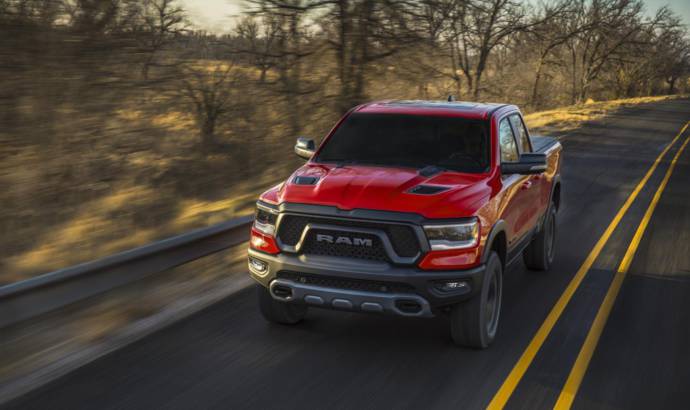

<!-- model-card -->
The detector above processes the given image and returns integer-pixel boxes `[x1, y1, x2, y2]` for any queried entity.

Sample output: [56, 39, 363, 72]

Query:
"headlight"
[423, 218, 479, 250]
[254, 206, 277, 236]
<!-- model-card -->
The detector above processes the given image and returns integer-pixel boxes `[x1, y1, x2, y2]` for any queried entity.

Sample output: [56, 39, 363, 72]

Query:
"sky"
[182, 0, 242, 33]
[646, 0, 690, 23]
[180, 0, 690, 34]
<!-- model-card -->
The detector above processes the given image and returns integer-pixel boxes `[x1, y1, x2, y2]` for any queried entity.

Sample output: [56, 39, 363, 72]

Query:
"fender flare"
[481, 175, 560, 265]
[481, 220, 508, 265]
[538, 175, 562, 232]
[549, 174, 562, 213]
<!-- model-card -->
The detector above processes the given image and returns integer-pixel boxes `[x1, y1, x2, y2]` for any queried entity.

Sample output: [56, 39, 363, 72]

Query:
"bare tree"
[135, 0, 187, 79]
[525, 0, 589, 108]
[402, 0, 464, 97]
[563, 0, 649, 103]
[449, 0, 528, 99]
[243, 0, 324, 134]
[235, 15, 282, 83]
[63, 0, 120, 34]
[181, 59, 251, 150]
[322, 0, 421, 111]
[650, 9, 689, 94]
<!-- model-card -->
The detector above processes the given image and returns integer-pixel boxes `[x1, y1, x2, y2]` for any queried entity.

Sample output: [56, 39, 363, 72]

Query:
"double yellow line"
[488, 121, 690, 409]
[554, 128, 690, 408]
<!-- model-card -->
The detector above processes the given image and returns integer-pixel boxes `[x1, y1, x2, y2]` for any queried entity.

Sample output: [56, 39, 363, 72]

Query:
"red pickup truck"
[248, 100, 562, 348]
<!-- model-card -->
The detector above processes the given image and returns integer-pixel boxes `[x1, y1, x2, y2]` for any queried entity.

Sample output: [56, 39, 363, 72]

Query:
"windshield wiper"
[327, 159, 447, 175]
[334, 159, 360, 168]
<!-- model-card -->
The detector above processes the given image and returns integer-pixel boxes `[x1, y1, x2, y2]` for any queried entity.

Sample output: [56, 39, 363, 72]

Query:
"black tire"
[523, 204, 557, 271]
[450, 251, 503, 349]
[257, 285, 307, 325]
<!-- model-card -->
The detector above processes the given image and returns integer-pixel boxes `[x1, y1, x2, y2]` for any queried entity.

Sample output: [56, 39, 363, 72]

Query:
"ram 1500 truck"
[248, 100, 562, 348]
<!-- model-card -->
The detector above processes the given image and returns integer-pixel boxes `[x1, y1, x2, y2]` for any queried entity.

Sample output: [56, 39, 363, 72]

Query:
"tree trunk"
[418, 82, 429, 99]
[463, 71, 473, 99]
[336, 0, 351, 114]
[201, 117, 216, 149]
[453, 75, 462, 99]
[473, 70, 483, 100]
[570, 46, 578, 105]
[142, 62, 150, 81]
[473, 53, 487, 100]
[578, 71, 590, 103]
[667, 77, 677, 94]
[351, 0, 373, 107]
[530, 54, 546, 109]
[287, 12, 302, 135]
[448, 40, 462, 98]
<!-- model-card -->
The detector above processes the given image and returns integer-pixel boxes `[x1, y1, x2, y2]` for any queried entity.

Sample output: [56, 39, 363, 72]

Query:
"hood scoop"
[293, 175, 319, 185]
[407, 185, 450, 195]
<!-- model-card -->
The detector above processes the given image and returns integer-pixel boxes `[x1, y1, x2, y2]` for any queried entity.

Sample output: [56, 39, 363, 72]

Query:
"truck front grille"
[301, 228, 387, 262]
[277, 215, 421, 262]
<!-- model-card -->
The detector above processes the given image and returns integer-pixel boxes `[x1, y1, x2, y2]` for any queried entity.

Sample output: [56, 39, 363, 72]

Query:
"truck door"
[509, 113, 546, 227]
[498, 116, 533, 249]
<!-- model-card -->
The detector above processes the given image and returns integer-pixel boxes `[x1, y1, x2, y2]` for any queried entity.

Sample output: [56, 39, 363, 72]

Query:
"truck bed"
[531, 135, 559, 153]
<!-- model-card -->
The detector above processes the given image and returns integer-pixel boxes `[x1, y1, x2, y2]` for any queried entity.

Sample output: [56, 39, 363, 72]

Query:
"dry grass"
[2, 176, 278, 283]
[0, 81, 295, 284]
[523, 95, 686, 133]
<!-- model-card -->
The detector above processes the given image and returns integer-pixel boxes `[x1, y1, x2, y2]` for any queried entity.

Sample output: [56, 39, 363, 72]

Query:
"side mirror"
[501, 152, 547, 175]
[294, 137, 315, 160]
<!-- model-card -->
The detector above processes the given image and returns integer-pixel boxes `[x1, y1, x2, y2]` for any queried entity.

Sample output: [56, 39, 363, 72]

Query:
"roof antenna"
[447, 95, 456, 102]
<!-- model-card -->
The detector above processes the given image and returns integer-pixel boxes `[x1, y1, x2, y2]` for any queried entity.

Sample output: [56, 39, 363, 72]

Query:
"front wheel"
[523, 203, 557, 271]
[450, 251, 503, 349]
[257, 285, 307, 325]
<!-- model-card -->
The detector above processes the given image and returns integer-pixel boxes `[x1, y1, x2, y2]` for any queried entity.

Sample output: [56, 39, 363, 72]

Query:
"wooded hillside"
[0, 0, 688, 282]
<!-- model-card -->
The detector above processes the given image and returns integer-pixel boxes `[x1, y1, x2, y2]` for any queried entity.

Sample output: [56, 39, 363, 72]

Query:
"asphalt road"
[5, 99, 690, 410]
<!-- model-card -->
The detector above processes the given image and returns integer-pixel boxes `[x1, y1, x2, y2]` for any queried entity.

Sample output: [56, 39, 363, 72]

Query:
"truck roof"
[355, 100, 516, 120]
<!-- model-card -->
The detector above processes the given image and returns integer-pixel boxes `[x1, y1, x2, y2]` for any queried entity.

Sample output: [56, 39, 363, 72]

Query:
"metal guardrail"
[0, 215, 254, 328]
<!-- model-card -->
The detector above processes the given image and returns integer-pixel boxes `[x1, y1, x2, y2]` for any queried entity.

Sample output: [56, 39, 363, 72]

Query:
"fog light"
[248, 257, 268, 274]
[435, 280, 470, 293]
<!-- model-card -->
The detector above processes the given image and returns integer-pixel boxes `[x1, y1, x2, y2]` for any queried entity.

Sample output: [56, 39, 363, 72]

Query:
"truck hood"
[270, 164, 493, 219]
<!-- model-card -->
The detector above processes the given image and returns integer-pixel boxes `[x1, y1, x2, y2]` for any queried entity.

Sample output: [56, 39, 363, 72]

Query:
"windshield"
[315, 113, 490, 173]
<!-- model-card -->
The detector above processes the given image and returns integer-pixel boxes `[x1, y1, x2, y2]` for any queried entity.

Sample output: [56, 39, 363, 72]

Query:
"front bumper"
[270, 278, 435, 317]
[248, 249, 486, 317]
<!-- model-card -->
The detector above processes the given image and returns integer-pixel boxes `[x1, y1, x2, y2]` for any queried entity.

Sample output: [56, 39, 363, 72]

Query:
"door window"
[499, 118, 519, 163]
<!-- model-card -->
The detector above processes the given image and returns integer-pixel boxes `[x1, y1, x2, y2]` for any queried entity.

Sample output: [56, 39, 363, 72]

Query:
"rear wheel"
[523, 203, 557, 271]
[450, 251, 503, 349]
[257, 285, 307, 325]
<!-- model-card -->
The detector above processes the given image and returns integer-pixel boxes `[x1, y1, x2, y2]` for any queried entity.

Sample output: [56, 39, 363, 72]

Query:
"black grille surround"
[276, 214, 422, 263]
